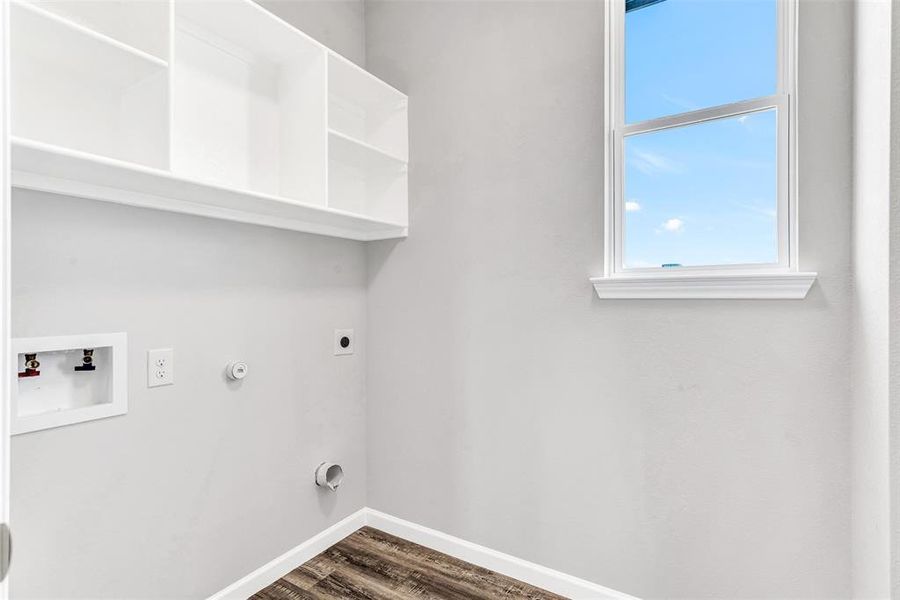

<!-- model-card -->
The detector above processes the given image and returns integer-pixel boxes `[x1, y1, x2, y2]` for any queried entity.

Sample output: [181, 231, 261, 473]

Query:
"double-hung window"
[593, 0, 815, 299]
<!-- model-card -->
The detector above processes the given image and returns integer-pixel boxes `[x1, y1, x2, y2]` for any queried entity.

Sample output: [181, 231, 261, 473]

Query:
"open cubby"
[172, 0, 328, 205]
[11, 0, 169, 168]
[21, 0, 170, 61]
[329, 130, 407, 224]
[329, 54, 408, 161]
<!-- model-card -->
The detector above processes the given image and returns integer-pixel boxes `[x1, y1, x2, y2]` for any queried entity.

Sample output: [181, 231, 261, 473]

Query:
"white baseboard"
[366, 509, 639, 600]
[207, 508, 367, 600]
[207, 507, 639, 600]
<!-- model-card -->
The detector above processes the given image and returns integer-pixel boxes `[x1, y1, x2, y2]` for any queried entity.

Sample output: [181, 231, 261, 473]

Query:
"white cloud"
[626, 259, 654, 268]
[736, 113, 766, 131]
[629, 149, 681, 176]
[661, 217, 685, 233]
[732, 200, 777, 219]
[661, 93, 699, 112]
[625, 200, 641, 212]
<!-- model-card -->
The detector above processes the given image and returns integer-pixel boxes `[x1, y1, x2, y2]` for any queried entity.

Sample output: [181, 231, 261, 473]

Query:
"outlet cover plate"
[147, 348, 174, 387]
[334, 329, 354, 355]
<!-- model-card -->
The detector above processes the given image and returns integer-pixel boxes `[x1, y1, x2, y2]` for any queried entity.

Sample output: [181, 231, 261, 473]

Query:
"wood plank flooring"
[250, 526, 569, 600]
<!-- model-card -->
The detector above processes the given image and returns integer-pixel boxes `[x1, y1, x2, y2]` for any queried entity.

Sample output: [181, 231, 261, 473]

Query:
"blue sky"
[623, 0, 778, 268]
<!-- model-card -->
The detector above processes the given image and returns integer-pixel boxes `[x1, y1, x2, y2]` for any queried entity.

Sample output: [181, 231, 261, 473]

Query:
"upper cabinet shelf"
[328, 54, 408, 161]
[10, 0, 409, 241]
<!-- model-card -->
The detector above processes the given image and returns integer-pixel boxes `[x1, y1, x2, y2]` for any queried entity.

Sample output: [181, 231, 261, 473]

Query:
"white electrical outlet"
[147, 348, 174, 387]
[334, 329, 354, 355]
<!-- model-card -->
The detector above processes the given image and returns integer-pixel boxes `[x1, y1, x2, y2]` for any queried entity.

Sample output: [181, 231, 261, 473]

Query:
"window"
[594, 0, 816, 299]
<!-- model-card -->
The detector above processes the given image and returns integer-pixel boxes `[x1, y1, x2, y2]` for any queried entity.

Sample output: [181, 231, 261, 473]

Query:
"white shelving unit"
[9, 0, 408, 241]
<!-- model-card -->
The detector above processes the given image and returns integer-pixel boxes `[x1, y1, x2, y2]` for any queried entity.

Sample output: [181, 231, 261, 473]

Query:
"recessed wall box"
[12, 333, 127, 435]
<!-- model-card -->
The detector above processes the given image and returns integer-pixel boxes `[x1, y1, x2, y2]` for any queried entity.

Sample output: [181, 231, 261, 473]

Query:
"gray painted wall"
[364, 1, 852, 598]
[851, 1, 892, 597]
[10, 194, 368, 599]
[9, 3, 367, 598]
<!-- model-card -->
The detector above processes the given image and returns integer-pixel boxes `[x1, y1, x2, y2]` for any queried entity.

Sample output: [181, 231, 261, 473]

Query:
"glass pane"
[625, 0, 777, 124]
[623, 109, 778, 268]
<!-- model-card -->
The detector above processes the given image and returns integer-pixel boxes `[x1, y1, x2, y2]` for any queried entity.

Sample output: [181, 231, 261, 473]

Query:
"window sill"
[590, 271, 817, 300]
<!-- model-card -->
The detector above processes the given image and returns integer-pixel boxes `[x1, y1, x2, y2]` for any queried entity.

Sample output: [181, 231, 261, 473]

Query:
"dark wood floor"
[250, 526, 568, 600]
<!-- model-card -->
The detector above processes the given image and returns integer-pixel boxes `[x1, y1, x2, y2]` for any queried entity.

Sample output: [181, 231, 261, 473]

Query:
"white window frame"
[592, 0, 816, 299]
